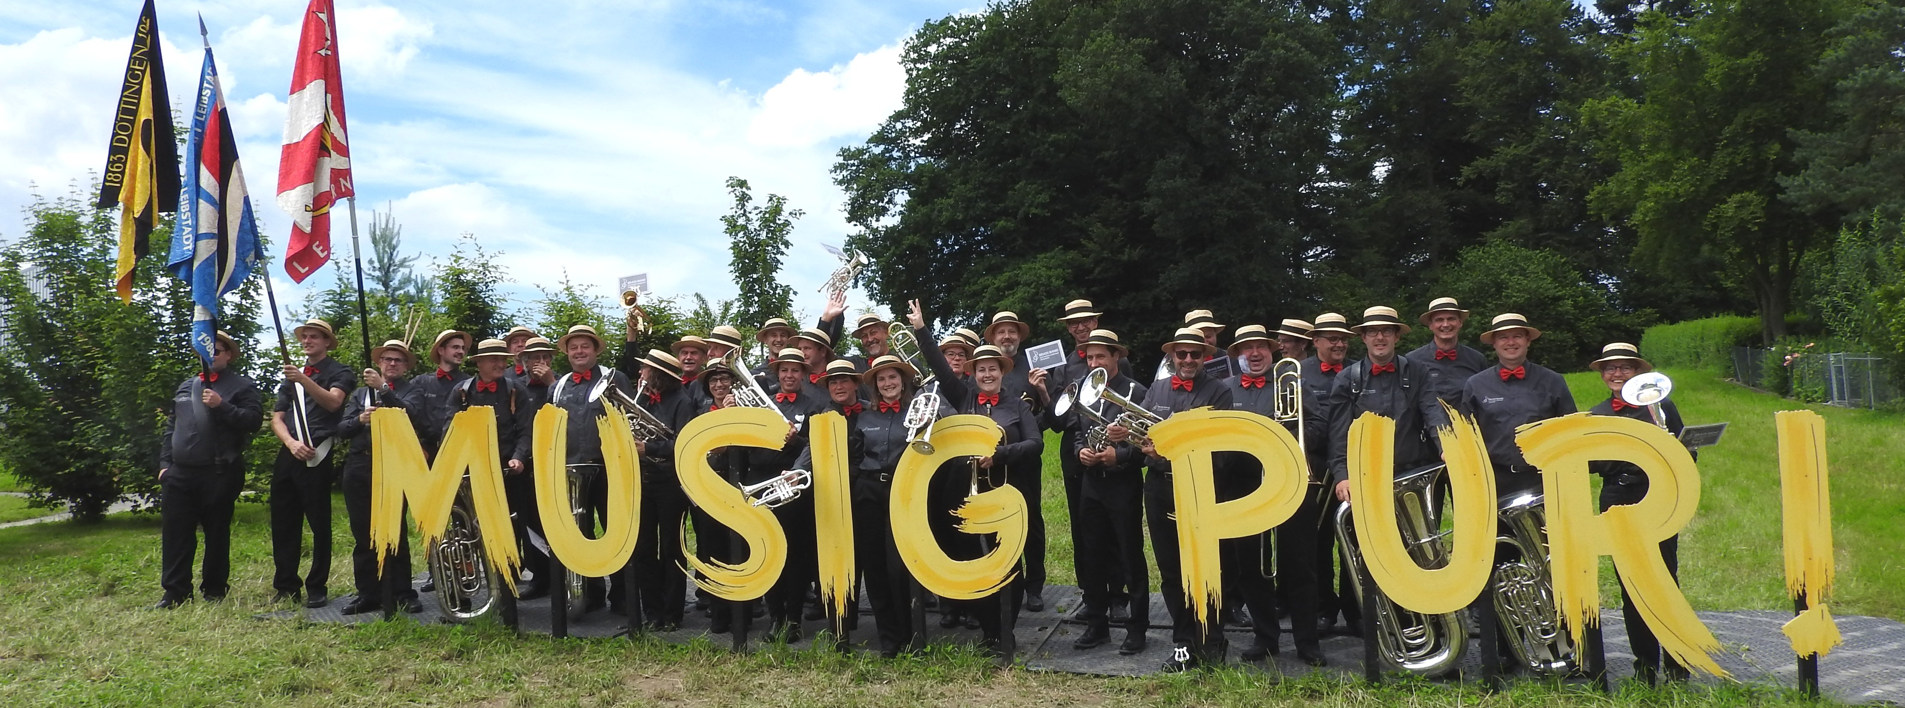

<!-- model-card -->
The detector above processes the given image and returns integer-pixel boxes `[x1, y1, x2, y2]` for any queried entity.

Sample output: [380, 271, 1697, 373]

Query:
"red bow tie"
[475, 380, 497, 393]
[514, 364, 525, 376]
[1319, 361, 1343, 374]
[1611, 398, 1633, 411]
[976, 392, 999, 405]
[1499, 366, 1526, 381]
[1170, 376, 1194, 391]
[878, 401, 902, 413]
[681, 373, 698, 385]
[709, 403, 723, 412]
[810, 372, 824, 384]
[645, 390, 661, 405]
[1076, 349, 1087, 360]
[1240, 374, 1266, 389]
[304, 366, 320, 377]
[435, 369, 453, 381]
[1435, 348, 1459, 361]
[200, 371, 219, 383]
[1370, 363, 1396, 376]
[841, 403, 864, 416]
[775, 392, 797, 403]
[571, 369, 593, 384]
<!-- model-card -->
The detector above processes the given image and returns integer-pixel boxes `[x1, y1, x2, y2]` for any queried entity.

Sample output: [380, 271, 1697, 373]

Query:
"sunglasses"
[1171, 349, 1202, 359]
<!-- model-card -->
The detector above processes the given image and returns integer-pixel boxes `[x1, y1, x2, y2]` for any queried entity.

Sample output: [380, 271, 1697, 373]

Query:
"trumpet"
[622, 289, 652, 336]
[603, 380, 674, 447]
[743, 469, 812, 508]
[1076, 367, 1162, 445]
[717, 348, 788, 421]
[818, 250, 868, 299]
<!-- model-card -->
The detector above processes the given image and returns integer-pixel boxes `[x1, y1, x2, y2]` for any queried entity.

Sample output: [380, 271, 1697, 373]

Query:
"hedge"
[1639, 316, 1762, 371]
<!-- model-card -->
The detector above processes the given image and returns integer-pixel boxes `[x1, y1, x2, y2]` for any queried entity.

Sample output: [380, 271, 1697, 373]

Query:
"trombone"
[1270, 357, 1310, 476]
[1076, 367, 1162, 445]
[888, 322, 943, 454]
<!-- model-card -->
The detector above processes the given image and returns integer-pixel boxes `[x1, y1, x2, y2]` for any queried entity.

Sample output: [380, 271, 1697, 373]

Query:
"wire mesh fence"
[1732, 346, 1903, 410]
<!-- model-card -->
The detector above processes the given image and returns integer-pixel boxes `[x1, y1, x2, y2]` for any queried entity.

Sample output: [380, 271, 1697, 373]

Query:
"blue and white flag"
[168, 42, 261, 364]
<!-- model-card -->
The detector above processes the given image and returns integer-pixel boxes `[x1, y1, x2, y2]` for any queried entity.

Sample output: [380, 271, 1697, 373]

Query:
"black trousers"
[503, 469, 548, 587]
[160, 464, 243, 601]
[1315, 497, 1361, 626]
[1271, 486, 1326, 652]
[271, 447, 335, 595]
[854, 478, 916, 655]
[1145, 470, 1273, 658]
[1603, 484, 1684, 675]
[947, 463, 1021, 647]
[574, 465, 623, 606]
[766, 495, 817, 625]
[1077, 476, 1147, 635]
[1061, 450, 1121, 612]
[1011, 457, 1046, 593]
[340, 458, 416, 603]
[634, 470, 688, 625]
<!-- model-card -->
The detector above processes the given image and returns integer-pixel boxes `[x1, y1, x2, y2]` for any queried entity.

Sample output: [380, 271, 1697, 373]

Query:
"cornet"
[1076, 367, 1162, 445]
[742, 469, 812, 508]
[887, 322, 942, 453]
[817, 250, 868, 299]
[622, 289, 652, 336]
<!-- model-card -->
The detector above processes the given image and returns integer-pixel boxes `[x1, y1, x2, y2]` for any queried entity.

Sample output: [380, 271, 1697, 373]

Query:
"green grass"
[0, 463, 27, 493]
[0, 368, 1891, 705]
[0, 495, 60, 524]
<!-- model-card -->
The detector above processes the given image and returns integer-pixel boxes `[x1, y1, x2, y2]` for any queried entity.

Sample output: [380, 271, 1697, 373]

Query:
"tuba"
[817, 249, 869, 299]
[1494, 490, 1576, 674]
[602, 379, 674, 448]
[1332, 463, 1470, 676]
[429, 482, 500, 622]
[888, 322, 943, 454]
[1076, 367, 1162, 445]
[622, 289, 652, 336]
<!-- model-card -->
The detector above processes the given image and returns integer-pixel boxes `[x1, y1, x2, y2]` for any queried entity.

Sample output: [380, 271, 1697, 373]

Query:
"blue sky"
[0, 0, 975, 321]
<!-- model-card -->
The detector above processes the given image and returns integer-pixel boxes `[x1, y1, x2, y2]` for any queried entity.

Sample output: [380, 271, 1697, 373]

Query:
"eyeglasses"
[379, 356, 408, 365]
[1171, 349, 1201, 359]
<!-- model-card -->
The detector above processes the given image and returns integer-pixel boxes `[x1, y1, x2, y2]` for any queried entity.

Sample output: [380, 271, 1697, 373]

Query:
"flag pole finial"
[197, 13, 209, 49]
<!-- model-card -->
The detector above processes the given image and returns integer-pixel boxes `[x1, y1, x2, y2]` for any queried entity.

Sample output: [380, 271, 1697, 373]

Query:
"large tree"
[1586, 0, 1857, 342]
[1781, 0, 1905, 226]
[722, 177, 798, 331]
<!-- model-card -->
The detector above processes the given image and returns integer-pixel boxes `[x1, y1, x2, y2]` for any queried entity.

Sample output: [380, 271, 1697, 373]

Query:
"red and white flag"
[275, 0, 353, 283]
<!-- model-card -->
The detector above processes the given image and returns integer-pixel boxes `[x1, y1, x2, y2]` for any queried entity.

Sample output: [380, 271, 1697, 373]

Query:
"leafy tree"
[1586, 0, 1856, 342]
[722, 177, 798, 330]
[1782, 1, 1905, 225]
[365, 208, 430, 308]
[528, 273, 692, 373]
[436, 233, 509, 340]
[1433, 240, 1654, 368]
[0, 186, 263, 519]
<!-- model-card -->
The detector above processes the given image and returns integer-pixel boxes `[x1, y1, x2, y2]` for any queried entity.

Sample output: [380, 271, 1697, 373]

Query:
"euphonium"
[1076, 367, 1162, 445]
[1332, 463, 1470, 676]
[1494, 490, 1576, 675]
[888, 322, 943, 454]
[742, 469, 813, 508]
[429, 481, 499, 622]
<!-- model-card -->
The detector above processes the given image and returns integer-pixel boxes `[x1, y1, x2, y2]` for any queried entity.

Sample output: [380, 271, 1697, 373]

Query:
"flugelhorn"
[622, 289, 652, 336]
[743, 469, 812, 508]
[887, 322, 942, 453]
[1076, 367, 1162, 445]
[818, 249, 868, 299]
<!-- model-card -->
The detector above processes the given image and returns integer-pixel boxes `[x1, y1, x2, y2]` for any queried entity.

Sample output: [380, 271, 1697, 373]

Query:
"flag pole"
[196, 14, 215, 381]
[346, 197, 373, 369]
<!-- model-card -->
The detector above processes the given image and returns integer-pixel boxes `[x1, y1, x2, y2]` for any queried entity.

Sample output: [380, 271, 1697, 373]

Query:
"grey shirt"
[1326, 356, 1449, 483]
[1460, 362, 1577, 471]
[1405, 342, 1488, 407]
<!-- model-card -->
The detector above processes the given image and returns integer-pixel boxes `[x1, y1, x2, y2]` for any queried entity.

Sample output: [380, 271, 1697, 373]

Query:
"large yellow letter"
[1149, 408, 1306, 631]
[371, 408, 520, 592]
[1519, 412, 1728, 678]
[531, 402, 641, 578]
[1345, 405, 1496, 615]
[891, 414, 1025, 601]
[1777, 410, 1842, 658]
[808, 411, 856, 620]
[675, 406, 790, 601]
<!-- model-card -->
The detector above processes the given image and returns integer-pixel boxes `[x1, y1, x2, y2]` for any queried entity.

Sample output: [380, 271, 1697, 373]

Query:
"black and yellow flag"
[98, 0, 181, 303]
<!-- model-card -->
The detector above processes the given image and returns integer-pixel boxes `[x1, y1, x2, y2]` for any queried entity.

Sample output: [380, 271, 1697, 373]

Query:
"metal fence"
[1732, 347, 1902, 409]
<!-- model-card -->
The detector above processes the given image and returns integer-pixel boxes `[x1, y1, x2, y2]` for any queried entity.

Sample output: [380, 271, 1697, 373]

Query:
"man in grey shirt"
[1459, 313, 1577, 496]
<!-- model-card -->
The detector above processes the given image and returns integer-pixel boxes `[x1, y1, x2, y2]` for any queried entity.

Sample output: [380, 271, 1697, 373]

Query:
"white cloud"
[747, 43, 905, 148]
[334, 5, 433, 82]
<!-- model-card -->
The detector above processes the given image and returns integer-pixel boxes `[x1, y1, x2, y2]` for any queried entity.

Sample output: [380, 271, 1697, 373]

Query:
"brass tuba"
[429, 482, 500, 622]
[1494, 490, 1576, 674]
[1332, 463, 1470, 676]
[716, 348, 788, 422]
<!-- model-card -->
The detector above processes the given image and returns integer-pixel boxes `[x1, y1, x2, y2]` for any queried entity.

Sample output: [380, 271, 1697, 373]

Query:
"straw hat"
[1183, 309, 1224, 333]
[1159, 327, 1218, 358]
[964, 344, 1016, 375]
[640, 349, 685, 380]
[520, 336, 556, 354]
[861, 354, 917, 384]
[212, 330, 242, 360]
[793, 328, 834, 352]
[1310, 313, 1354, 336]
[706, 325, 745, 351]
[467, 338, 511, 359]
[293, 318, 338, 350]
[756, 317, 795, 341]
[1418, 297, 1470, 326]
[1589, 342, 1652, 373]
[1478, 313, 1542, 345]
[822, 358, 861, 381]
[984, 312, 1030, 343]
[770, 347, 808, 369]
[852, 313, 889, 337]
[1057, 299, 1104, 322]
[1351, 306, 1412, 336]
[1226, 324, 1275, 356]
[938, 335, 974, 356]
[427, 329, 473, 366]
[1078, 329, 1128, 358]
[502, 326, 537, 345]
[1274, 319, 1314, 341]
[556, 324, 606, 352]
[671, 335, 709, 357]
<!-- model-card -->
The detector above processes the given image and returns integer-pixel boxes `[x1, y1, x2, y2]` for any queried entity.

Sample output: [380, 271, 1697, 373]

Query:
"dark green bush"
[1639, 316, 1762, 372]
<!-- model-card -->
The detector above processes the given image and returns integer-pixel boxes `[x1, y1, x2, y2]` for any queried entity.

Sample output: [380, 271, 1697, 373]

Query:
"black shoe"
[749, 602, 764, 618]
[152, 596, 188, 610]
[400, 596, 424, 613]
[711, 615, 731, 634]
[1025, 590, 1045, 613]
[1072, 623, 1110, 650]
[1110, 605, 1131, 623]
[1231, 606, 1254, 629]
[609, 602, 628, 617]
[1161, 646, 1199, 672]
[272, 590, 300, 604]
[963, 614, 980, 630]
[1316, 615, 1336, 635]
[1241, 641, 1275, 661]
[1340, 619, 1363, 637]
[804, 602, 826, 621]
[939, 612, 963, 629]
[1298, 647, 1328, 667]
[304, 592, 329, 609]
[1119, 632, 1147, 656]
[340, 597, 381, 615]
[518, 581, 549, 600]
[201, 592, 227, 603]
[419, 577, 435, 593]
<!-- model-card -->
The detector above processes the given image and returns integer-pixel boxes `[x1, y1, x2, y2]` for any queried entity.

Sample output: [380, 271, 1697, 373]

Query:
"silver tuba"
[429, 482, 500, 622]
[1494, 490, 1576, 675]
[888, 322, 943, 454]
[817, 249, 869, 299]
[1332, 463, 1470, 676]
[743, 469, 813, 508]
[1076, 367, 1162, 445]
